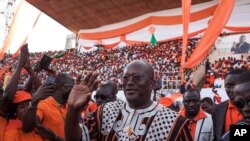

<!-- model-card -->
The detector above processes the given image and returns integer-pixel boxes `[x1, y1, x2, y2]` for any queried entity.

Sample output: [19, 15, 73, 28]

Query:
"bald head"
[122, 60, 154, 109]
[124, 60, 154, 79]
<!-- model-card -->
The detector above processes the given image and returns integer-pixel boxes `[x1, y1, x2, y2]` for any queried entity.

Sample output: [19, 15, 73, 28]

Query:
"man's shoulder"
[102, 99, 125, 111]
[37, 96, 55, 108]
[156, 105, 181, 123]
[160, 106, 178, 116]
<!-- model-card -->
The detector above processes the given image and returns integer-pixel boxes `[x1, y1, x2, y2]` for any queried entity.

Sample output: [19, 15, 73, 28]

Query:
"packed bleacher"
[0, 38, 200, 89]
[204, 55, 250, 88]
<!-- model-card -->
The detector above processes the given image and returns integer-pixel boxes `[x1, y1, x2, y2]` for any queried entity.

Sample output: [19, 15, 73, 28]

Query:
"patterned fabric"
[81, 99, 192, 141]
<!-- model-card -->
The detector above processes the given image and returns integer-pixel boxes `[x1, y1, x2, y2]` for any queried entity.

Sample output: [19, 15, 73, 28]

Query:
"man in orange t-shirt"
[180, 89, 213, 141]
[4, 91, 40, 141]
[4, 91, 63, 141]
[22, 73, 74, 140]
[212, 69, 244, 141]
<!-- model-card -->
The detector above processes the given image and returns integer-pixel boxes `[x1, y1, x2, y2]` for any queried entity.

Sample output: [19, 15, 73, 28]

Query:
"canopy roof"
[26, 0, 211, 32]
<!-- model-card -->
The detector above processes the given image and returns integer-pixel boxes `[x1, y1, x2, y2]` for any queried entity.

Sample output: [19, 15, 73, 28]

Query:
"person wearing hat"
[4, 90, 63, 141]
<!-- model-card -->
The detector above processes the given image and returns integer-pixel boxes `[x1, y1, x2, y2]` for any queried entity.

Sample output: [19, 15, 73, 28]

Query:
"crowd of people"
[0, 42, 249, 141]
[204, 55, 250, 88]
[0, 38, 200, 90]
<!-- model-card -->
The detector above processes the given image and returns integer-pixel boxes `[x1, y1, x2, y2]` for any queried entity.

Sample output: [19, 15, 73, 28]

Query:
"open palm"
[67, 72, 99, 111]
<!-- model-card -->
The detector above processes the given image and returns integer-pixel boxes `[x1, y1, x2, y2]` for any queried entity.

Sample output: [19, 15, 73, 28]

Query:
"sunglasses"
[234, 99, 250, 109]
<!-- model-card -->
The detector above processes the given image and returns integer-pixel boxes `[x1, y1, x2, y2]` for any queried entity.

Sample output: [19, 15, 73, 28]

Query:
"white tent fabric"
[78, 0, 250, 49]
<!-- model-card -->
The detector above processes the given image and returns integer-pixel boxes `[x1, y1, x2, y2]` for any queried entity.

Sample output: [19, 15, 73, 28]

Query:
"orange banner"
[181, 0, 191, 82]
[79, 4, 218, 40]
[104, 41, 121, 49]
[12, 13, 41, 59]
[0, 0, 25, 60]
[224, 26, 250, 32]
[185, 0, 235, 68]
[82, 46, 92, 50]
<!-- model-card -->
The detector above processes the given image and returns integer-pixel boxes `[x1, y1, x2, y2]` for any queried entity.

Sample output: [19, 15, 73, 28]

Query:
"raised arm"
[0, 44, 29, 114]
[65, 72, 99, 141]
[23, 61, 42, 92]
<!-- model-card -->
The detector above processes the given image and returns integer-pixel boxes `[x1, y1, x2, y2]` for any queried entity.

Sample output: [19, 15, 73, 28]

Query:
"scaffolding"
[0, 0, 16, 46]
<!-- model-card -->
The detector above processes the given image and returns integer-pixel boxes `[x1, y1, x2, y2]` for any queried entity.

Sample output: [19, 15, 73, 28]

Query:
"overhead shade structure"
[26, 0, 213, 32]
[78, 1, 218, 40]
[78, 0, 218, 48]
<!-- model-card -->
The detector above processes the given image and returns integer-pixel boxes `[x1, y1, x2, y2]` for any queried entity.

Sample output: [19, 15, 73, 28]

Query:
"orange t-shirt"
[0, 116, 7, 141]
[4, 129, 43, 141]
[5, 119, 22, 131]
[224, 100, 243, 132]
[36, 96, 67, 139]
[180, 109, 207, 139]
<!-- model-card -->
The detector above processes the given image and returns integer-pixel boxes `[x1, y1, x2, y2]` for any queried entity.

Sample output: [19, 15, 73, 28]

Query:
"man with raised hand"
[65, 60, 192, 141]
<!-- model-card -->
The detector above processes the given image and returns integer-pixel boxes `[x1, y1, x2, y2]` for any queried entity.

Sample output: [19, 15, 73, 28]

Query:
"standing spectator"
[219, 70, 250, 141]
[212, 69, 245, 141]
[201, 97, 215, 115]
[94, 80, 117, 106]
[180, 89, 213, 141]
[22, 73, 75, 140]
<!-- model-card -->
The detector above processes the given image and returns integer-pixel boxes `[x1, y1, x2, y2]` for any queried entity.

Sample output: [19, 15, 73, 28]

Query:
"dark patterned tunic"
[80, 99, 192, 141]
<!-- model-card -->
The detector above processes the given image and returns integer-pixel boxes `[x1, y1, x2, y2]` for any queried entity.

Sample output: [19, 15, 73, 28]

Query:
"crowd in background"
[204, 55, 250, 88]
[0, 38, 200, 89]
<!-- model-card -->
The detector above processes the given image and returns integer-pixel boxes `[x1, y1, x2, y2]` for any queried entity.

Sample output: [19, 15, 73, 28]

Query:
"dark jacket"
[235, 42, 250, 54]
[212, 100, 228, 141]
[219, 121, 247, 141]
